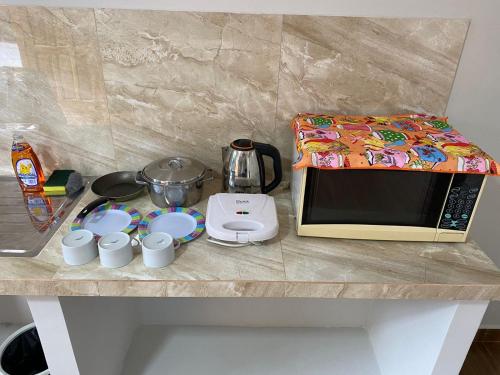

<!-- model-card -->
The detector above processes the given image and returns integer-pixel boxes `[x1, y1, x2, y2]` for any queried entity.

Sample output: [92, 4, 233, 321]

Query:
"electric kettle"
[222, 139, 282, 194]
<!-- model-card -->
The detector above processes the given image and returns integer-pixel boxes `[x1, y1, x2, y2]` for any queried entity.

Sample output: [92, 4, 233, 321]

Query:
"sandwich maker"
[206, 193, 279, 247]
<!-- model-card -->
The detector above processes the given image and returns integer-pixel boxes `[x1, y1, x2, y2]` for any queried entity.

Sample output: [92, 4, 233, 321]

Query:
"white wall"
[2, 0, 499, 324]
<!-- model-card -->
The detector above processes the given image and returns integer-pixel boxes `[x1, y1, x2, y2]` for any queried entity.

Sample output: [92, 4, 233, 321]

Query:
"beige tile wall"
[0, 6, 469, 181]
[0, 7, 116, 176]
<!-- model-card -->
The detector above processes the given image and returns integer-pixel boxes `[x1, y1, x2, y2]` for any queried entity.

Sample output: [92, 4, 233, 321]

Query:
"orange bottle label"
[16, 158, 39, 186]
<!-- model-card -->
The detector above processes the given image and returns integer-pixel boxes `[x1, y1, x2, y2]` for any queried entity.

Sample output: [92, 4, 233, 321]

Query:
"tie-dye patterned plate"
[138, 207, 205, 243]
[71, 202, 142, 238]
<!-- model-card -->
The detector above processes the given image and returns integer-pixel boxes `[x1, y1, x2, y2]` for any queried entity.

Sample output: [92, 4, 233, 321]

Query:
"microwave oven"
[291, 160, 487, 243]
[290, 113, 497, 242]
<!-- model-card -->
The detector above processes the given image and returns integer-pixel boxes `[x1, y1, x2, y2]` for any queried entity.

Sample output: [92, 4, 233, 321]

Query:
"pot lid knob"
[167, 159, 183, 170]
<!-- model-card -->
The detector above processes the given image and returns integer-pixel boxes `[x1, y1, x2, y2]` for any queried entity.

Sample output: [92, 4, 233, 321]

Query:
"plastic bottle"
[11, 133, 45, 192]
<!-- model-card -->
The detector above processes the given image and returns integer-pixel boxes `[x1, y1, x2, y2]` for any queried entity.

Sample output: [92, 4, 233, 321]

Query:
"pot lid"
[142, 157, 206, 185]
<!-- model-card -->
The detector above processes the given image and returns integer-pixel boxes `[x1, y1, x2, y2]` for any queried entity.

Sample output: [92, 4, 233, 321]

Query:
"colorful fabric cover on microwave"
[291, 113, 499, 175]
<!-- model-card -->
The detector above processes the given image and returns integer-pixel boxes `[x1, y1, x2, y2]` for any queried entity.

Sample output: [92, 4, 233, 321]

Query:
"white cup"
[98, 232, 133, 268]
[61, 229, 98, 266]
[142, 232, 180, 268]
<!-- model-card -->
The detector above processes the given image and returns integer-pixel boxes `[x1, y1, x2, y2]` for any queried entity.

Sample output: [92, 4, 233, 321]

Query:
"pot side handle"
[135, 171, 149, 185]
[200, 168, 215, 183]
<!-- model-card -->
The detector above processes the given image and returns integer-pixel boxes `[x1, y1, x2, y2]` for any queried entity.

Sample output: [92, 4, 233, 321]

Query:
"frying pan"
[75, 171, 144, 220]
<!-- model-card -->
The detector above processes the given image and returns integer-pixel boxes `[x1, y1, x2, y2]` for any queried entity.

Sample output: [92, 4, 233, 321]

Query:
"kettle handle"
[254, 142, 282, 194]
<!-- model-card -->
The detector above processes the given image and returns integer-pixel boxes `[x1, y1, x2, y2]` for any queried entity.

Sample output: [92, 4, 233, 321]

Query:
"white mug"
[61, 229, 98, 266]
[98, 232, 133, 268]
[142, 232, 180, 268]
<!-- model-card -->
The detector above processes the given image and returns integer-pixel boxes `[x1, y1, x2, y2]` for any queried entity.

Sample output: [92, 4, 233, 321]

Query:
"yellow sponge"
[43, 170, 74, 196]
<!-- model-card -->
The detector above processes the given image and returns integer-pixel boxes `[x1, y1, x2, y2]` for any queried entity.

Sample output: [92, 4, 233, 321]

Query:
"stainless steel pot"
[136, 157, 213, 208]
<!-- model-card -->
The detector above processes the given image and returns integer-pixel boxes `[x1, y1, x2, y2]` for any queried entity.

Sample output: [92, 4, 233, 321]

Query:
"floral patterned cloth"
[291, 113, 498, 175]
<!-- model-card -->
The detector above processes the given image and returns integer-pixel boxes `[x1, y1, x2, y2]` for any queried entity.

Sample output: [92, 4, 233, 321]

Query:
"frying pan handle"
[75, 197, 109, 220]
[135, 171, 149, 185]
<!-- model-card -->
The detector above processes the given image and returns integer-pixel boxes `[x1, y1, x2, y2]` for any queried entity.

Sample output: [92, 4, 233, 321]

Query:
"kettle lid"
[231, 139, 255, 151]
[142, 156, 206, 185]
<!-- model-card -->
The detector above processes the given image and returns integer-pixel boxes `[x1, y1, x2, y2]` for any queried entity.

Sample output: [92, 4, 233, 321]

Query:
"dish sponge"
[43, 170, 76, 195]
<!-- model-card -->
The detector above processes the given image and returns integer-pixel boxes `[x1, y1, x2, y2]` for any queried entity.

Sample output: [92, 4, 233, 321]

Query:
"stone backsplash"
[0, 6, 469, 179]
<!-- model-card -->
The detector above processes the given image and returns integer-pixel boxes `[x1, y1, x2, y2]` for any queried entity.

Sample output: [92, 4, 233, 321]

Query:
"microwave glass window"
[302, 169, 453, 227]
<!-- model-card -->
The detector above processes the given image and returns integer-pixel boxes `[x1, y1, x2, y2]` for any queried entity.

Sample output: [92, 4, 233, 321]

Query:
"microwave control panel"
[438, 174, 485, 231]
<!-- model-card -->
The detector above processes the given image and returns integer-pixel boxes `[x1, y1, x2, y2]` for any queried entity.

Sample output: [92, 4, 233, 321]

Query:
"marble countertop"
[1, 179, 500, 300]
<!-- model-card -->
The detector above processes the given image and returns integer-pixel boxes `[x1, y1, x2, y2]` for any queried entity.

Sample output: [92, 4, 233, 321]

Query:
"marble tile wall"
[0, 6, 469, 180]
[96, 9, 283, 171]
[275, 16, 469, 161]
[0, 7, 116, 176]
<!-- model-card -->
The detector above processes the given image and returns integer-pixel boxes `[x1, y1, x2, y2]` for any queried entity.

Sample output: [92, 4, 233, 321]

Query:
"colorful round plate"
[71, 202, 142, 238]
[138, 207, 205, 243]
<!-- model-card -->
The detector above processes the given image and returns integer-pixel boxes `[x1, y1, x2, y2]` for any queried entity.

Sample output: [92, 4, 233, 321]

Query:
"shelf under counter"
[54, 296, 485, 375]
[122, 325, 379, 375]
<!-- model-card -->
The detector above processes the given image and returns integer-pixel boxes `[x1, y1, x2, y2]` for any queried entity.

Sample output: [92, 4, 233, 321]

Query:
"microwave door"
[302, 169, 452, 227]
